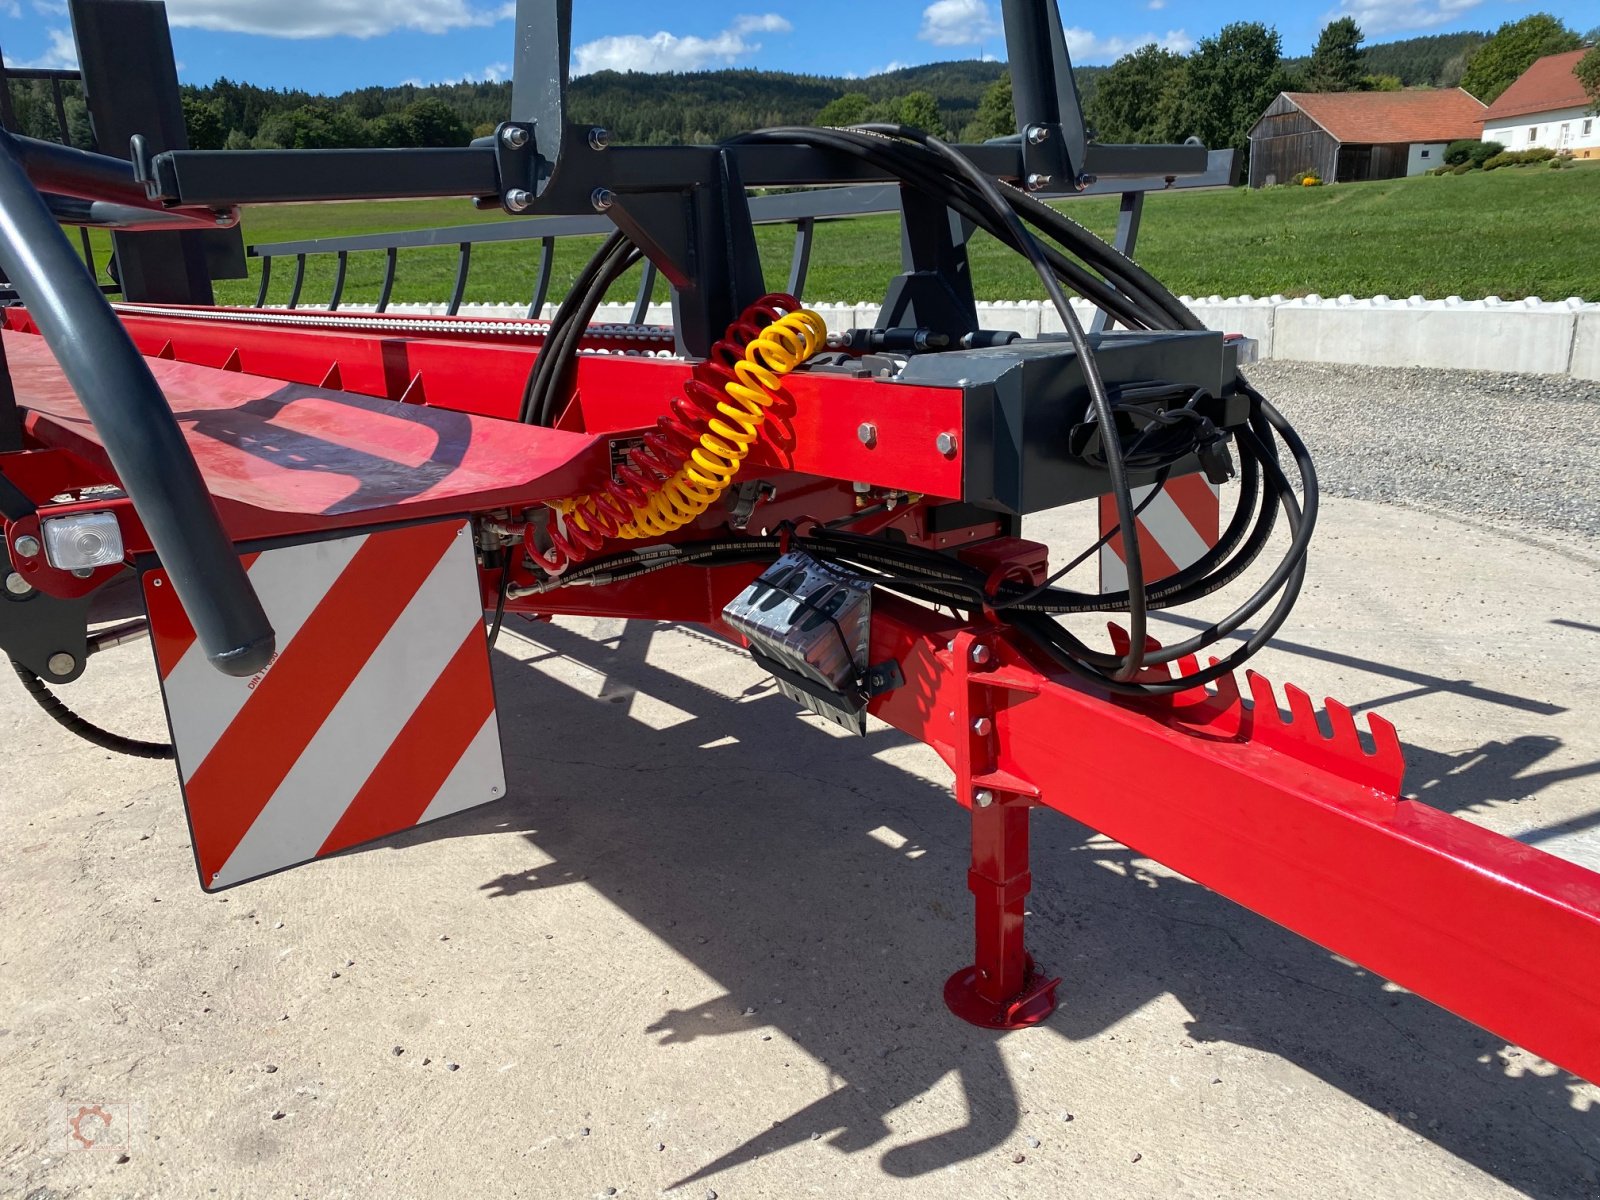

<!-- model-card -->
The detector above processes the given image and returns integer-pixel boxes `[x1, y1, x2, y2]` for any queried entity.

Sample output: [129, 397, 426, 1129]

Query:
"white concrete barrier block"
[1572, 311, 1600, 382]
[1274, 303, 1577, 374]
[1183, 299, 1276, 359]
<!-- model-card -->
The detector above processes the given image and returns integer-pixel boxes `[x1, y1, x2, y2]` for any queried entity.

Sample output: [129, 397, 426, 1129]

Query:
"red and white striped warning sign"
[143, 519, 504, 890]
[1099, 473, 1220, 592]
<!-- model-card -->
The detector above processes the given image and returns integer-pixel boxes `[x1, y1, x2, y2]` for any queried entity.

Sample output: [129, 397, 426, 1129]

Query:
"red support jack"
[941, 628, 1061, 1029]
[944, 796, 1061, 1029]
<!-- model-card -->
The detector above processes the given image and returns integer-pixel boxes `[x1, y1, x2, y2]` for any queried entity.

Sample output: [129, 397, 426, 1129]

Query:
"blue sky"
[5, 0, 1595, 91]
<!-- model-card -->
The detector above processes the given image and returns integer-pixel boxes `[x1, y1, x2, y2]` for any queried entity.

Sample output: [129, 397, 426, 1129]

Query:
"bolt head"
[504, 188, 533, 213]
[970, 643, 992, 666]
[974, 789, 995, 808]
[935, 432, 958, 457]
[591, 188, 615, 212]
[1025, 173, 1053, 191]
[1076, 173, 1099, 191]
[588, 127, 612, 151]
[47, 651, 76, 677]
[971, 716, 993, 737]
[500, 125, 530, 150]
[4, 572, 31, 596]
[857, 422, 877, 447]
[852, 481, 872, 494]
[13, 534, 40, 559]
[1026, 125, 1050, 145]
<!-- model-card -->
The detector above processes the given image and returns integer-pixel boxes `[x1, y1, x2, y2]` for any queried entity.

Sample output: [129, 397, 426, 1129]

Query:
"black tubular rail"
[242, 157, 1234, 318]
[0, 59, 101, 292]
[0, 127, 274, 677]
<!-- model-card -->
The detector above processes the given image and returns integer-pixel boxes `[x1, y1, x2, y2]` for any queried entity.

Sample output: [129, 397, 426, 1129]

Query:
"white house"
[1480, 49, 1598, 160]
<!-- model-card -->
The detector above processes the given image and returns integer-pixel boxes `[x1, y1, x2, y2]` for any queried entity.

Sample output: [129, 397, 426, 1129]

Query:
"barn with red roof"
[1247, 89, 1487, 187]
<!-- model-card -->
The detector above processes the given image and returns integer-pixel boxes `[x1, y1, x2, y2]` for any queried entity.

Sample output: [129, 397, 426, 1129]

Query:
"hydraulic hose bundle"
[521, 123, 1317, 699]
[528, 294, 827, 575]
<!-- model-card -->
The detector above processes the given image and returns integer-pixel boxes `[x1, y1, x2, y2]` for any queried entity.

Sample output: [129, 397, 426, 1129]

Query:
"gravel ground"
[1243, 361, 1600, 538]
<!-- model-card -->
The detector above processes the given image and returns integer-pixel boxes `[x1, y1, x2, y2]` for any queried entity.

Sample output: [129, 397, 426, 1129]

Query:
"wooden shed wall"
[1248, 95, 1338, 186]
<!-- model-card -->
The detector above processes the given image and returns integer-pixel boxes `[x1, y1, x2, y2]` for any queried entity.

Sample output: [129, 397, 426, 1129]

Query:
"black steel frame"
[242, 155, 1233, 324]
[114, 0, 1225, 352]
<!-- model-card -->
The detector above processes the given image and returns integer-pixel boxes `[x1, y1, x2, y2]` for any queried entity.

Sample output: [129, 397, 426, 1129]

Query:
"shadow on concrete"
[1154, 611, 1565, 717]
[385, 618, 1600, 1198]
[1405, 735, 1600, 817]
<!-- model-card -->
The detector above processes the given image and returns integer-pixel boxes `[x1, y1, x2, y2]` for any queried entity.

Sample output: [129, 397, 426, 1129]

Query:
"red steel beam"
[1, 307, 967, 500]
[866, 595, 1600, 1082]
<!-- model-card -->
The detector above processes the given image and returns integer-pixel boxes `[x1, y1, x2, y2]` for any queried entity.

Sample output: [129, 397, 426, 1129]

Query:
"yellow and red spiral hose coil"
[529, 293, 827, 575]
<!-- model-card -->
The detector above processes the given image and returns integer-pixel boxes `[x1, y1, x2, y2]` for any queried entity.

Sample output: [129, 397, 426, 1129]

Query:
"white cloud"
[1063, 26, 1194, 63]
[571, 13, 792, 75]
[918, 0, 1001, 47]
[732, 13, 793, 35]
[155, 0, 513, 39]
[1, 1, 22, 19]
[15, 26, 76, 68]
[1326, 0, 1482, 35]
[29, 0, 68, 14]
[1147, 0, 1167, 9]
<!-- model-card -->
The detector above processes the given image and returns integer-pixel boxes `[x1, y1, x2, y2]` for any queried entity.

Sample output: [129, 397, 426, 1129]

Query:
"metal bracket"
[0, 543, 90, 683]
[1001, 0, 1092, 190]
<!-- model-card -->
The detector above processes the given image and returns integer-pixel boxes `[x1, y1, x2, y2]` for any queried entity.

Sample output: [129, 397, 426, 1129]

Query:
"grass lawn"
[84, 161, 1600, 309]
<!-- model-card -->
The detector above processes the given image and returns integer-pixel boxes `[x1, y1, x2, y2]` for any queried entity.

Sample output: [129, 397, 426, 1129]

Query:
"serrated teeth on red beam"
[1245, 670, 1404, 799]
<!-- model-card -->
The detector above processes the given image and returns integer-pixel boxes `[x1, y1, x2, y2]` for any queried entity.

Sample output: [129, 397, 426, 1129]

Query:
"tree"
[1305, 18, 1366, 92]
[1461, 13, 1582, 103]
[970, 73, 1014, 140]
[402, 97, 470, 147]
[1360, 74, 1403, 92]
[895, 90, 947, 138]
[1578, 47, 1600, 114]
[1161, 22, 1292, 162]
[1088, 45, 1185, 143]
[817, 92, 870, 126]
[182, 96, 227, 150]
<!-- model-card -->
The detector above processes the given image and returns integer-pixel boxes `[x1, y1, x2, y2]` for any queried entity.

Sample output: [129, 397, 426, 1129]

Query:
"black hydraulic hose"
[10, 659, 174, 759]
[522, 230, 640, 426]
[0, 128, 274, 678]
[511, 124, 1317, 698]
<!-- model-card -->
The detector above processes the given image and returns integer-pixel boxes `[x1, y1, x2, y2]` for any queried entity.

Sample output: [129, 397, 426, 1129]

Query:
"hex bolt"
[504, 188, 533, 213]
[591, 188, 615, 212]
[13, 534, 40, 559]
[47, 652, 76, 677]
[588, 127, 612, 151]
[972, 716, 993, 737]
[1026, 125, 1050, 145]
[935, 432, 958, 457]
[974, 789, 995, 808]
[970, 643, 992, 666]
[857, 422, 878, 448]
[852, 481, 872, 494]
[500, 125, 530, 149]
[1025, 173, 1052, 191]
[1076, 173, 1099, 191]
[4, 572, 31, 596]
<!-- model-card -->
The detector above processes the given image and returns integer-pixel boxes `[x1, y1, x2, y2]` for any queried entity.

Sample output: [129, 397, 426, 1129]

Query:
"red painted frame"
[4, 307, 1599, 1084]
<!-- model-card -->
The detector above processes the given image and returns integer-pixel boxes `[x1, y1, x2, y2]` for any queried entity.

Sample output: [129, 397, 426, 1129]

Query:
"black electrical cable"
[10, 658, 174, 759]
[844, 122, 1150, 680]
[513, 122, 1317, 697]
[486, 561, 509, 648]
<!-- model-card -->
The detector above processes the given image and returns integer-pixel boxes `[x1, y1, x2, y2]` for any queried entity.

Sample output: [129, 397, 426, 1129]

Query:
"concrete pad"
[2, 497, 1598, 1199]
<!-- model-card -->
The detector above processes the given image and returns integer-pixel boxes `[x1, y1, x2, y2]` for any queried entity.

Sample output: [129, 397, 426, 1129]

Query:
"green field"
[88, 162, 1600, 309]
